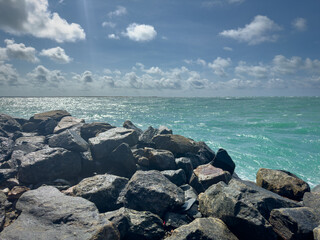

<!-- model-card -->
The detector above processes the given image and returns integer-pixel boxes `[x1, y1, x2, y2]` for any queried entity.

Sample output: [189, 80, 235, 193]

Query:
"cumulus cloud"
[108, 6, 127, 18]
[219, 15, 282, 45]
[292, 18, 307, 31]
[235, 61, 268, 79]
[27, 65, 65, 86]
[123, 23, 157, 42]
[40, 47, 72, 64]
[73, 71, 94, 84]
[108, 34, 120, 40]
[102, 21, 116, 28]
[0, 0, 85, 42]
[0, 39, 39, 63]
[208, 57, 232, 77]
[184, 58, 207, 66]
[0, 61, 20, 86]
[272, 55, 302, 75]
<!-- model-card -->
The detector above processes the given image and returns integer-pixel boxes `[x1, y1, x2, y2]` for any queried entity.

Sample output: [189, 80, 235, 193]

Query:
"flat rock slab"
[121, 170, 185, 217]
[0, 186, 120, 240]
[161, 169, 186, 186]
[49, 129, 89, 152]
[30, 110, 71, 122]
[164, 217, 238, 240]
[53, 116, 84, 134]
[256, 168, 310, 201]
[80, 122, 115, 141]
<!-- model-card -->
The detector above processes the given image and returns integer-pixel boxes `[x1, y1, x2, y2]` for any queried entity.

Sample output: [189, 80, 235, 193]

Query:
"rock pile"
[0, 110, 319, 240]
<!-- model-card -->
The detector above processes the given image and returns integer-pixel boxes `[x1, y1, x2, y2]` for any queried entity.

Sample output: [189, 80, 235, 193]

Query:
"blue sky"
[0, 0, 319, 96]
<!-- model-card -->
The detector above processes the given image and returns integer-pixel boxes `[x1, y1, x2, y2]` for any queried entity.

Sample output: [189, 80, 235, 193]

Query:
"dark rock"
[189, 172, 205, 194]
[89, 127, 139, 162]
[0, 186, 120, 240]
[0, 191, 7, 231]
[0, 169, 17, 185]
[73, 173, 128, 213]
[104, 207, 129, 239]
[303, 192, 320, 214]
[161, 169, 186, 186]
[211, 148, 235, 175]
[14, 117, 28, 126]
[79, 150, 97, 177]
[198, 141, 215, 162]
[123, 120, 143, 135]
[185, 202, 202, 219]
[175, 157, 193, 182]
[180, 184, 198, 201]
[8, 186, 29, 201]
[30, 110, 71, 122]
[164, 217, 238, 240]
[313, 184, 320, 193]
[164, 212, 191, 229]
[158, 126, 172, 134]
[121, 170, 184, 217]
[152, 134, 200, 157]
[138, 126, 159, 146]
[0, 114, 22, 133]
[145, 148, 176, 171]
[17, 146, 82, 184]
[269, 207, 320, 240]
[13, 135, 46, 153]
[256, 168, 310, 201]
[315, 226, 320, 240]
[53, 116, 84, 134]
[48, 129, 89, 152]
[0, 137, 14, 162]
[80, 122, 115, 141]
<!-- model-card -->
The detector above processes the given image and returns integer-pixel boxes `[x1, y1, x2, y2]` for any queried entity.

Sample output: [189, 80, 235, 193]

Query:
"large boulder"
[164, 217, 238, 240]
[17, 146, 82, 184]
[0, 186, 120, 240]
[0, 137, 14, 162]
[138, 126, 159, 147]
[14, 135, 46, 153]
[256, 168, 310, 201]
[303, 192, 320, 214]
[145, 148, 176, 171]
[123, 120, 143, 135]
[211, 148, 235, 175]
[121, 170, 185, 217]
[48, 129, 89, 152]
[0, 113, 22, 134]
[175, 157, 193, 182]
[164, 212, 191, 230]
[269, 207, 320, 240]
[80, 122, 115, 141]
[161, 169, 186, 186]
[0, 191, 7, 231]
[313, 184, 320, 193]
[73, 173, 128, 212]
[315, 226, 320, 240]
[53, 116, 84, 134]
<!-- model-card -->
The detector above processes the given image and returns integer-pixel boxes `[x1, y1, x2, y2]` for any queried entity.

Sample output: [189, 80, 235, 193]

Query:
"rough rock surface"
[313, 184, 320, 193]
[0, 186, 120, 240]
[161, 169, 186, 186]
[314, 226, 320, 240]
[53, 116, 84, 134]
[164, 212, 191, 230]
[269, 207, 320, 240]
[49, 129, 89, 152]
[175, 157, 193, 182]
[0, 137, 14, 162]
[121, 170, 185, 217]
[303, 192, 320, 214]
[145, 148, 176, 171]
[138, 126, 159, 146]
[13, 135, 46, 153]
[0, 191, 7, 230]
[73, 173, 128, 212]
[123, 120, 143, 135]
[80, 122, 115, 141]
[164, 217, 238, 240]
[256, 168, 310, 201]
[211, 148, 235, 175]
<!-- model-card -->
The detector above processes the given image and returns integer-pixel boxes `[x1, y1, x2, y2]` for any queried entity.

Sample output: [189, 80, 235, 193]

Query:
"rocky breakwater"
[0, 110, 319, 240]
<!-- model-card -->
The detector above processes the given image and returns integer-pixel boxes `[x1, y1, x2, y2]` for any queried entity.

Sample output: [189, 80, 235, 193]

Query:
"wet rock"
[314, 226, 320, 240]
[145, 148, 176, 171]
[161, 169, 186, 186]
[53, 116, 84, 134]
[0, 137, 14, 162]
[121, 170, 184, 217]
[48, 129, 89, 152]
[256, 168, 310, 201]
[164, 217, 238, 240]
[175, 157, 193, 182]
[164, 212, 191, 229]
[80, 122, 115, 141]
[73, 173, 128, 212]
[17, 147, 82, 184]
[0, 186, 120, 240]
[0, 114, 22, 134]
[269, 207, 320, 240]
[211, 148, 235, 175]
[123, 120, 143, 135]
[303, 192, 320, 214]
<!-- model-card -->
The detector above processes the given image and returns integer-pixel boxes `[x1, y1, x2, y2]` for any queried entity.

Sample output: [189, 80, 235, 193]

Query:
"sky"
[0, 0, 320, 97]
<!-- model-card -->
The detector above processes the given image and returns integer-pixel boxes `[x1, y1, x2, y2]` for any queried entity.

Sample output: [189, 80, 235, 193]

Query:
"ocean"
[0, 96, 319, 187]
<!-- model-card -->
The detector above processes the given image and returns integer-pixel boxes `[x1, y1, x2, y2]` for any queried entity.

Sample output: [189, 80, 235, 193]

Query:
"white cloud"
[208, 57, 232, 77]
[1, 39, 39, 63]
[102, 21, 116, 28]
[292, 18, 307, 31]
[219, 15, 282, 45]
[27, 65, 65, 86]
[40, 47, 72, 64]
[305, 58, 320, 74]
[0, 0, 85, 42]
[108, 6, 127, 18]
[272, 55, 302, 75]
[223, 47, 233, 51]
[108, 34, 120, 40]
[235, 61, 268, 79]
[0, 61, 20, 86]
[184, 58, 207, 66]
[123, 23, 157, 42]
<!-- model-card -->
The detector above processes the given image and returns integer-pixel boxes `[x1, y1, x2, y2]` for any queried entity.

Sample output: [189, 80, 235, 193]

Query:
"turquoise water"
[1, 97, 319, 187]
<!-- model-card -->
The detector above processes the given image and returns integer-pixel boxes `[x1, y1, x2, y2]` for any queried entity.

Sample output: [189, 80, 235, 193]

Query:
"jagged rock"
[138, 126, 159, 146]
[123, 120, 143, 135]
[256, 168, 310, 201]
[164, 212, 191, 229]
[0, 169, 17, 185]
[211, 148, 235, 175]
[0, 137, 14, 162]
[180, 184, 198, 201]
[121, 170, 184, 217]
[197, 142, 215, 162]
[269, 207, 320, 240]
[14, 135, 46, 153]
[48, 129, 89, 152]
[145, 148, 176, 171]
[53, 116, 84, 134]
[14, 117, 28, 126]
[152, 134, 200, 157]
[303, 192, 320, 214]
[80, 122, 115, 141]
[184, 152, 208, 169]
[314, 226, 320, 240]
[17, 146, 82, 184]
[161, 169, 186, 186]
[158, 126, 172, 134]
[0, 186, 120, 240]
[313, 184, 320, 192]
[189, 172, 205, 194]
[164, 217, 238, 240]
[89, 127, 139, 162]
[175, 157, 193, 182]
[73, 173, 128, 213]
[0, 114, 22, 134]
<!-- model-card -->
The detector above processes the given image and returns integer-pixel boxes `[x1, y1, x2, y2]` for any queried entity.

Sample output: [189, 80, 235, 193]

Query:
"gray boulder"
[164, 212, 191, 230]
[0, 114, 21, 134]
[269, 207, 320, 240]
[138, 126, 159, 146]
[313, 184, 320, 192]
[161, 169, 187, 186]
[158, 126, 172, 134]
[123, 120, 143, 135]
[164, 217, 238, 240]
[73, 173, 128, 212]
[80, 122, 115, 141]
[145, 148, 176, 170]
[303, 192, 320, 214]
[14, 135, 46, 153]
[175, 157, 193, 182]
[0, 137, 14, 162]
[256, 168, 310, 201]
[0, 169, 17, 185]
[180, 184, 198, 201]
[121, 170, 185, 217]
[315, 226, 320, 240]
[0, 186, 120, 240]
[53, 116, 84, 134]
[48, 129, 89, 152]
[211, 148, 235, 175]
[0, 191, 7, 230]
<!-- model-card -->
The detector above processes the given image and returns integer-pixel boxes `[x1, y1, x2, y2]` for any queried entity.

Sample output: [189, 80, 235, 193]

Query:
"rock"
[189, 172, 205, 194]
[31, 110, 71, 122]
[145, 148, 176, 171]
[158, 126, 172, 134]
[184, 152, 207, 169]
[53, 116, 84, 134]
[121, 170, 185, 217]
[104, 207, 129, 239]
[14, 117, 28, 126]
[269, 207, 320, 240]
[80, 122, 115, 141]
[192, 163, 231, 190]
[303, 192, 320, 214]
[48, 129, 89, 152]
[197, 141, 215, 163]
[0, 137, 14, 162]
[175, 157, 193, 182]
[138, 126, 159, 146]
[161, 169, 186, 186]
[0, 114, 22, 133]
[164, 212, 191, 229]
[315, 226, 320, 240]
[211, 148, 235, 175]
[73, 173, 128, 213]
[89, 127, 139, 162]
[152, 134, 200, 157]
[180, 184, 198, 201]
[313, 184, 320, 192]
[0, 186, 120, 240]
[123, 120, 143, 135]
[7, 186, 30, 201]
[0, 191, 7, 231]
[14, 135, 46, 153]
[0, 169, 17, 185]
[256, 168, 310, 201]
[164, 217, 238, 240]
[17, 147, 82, 184]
